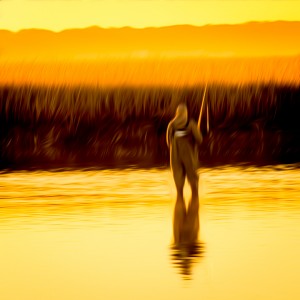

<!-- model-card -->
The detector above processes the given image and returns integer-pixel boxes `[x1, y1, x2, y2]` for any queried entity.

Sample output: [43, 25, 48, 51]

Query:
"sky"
[0, 0, 300, 32]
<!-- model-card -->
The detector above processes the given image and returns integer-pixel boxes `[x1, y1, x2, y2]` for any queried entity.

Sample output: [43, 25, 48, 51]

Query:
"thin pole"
[206, 103, 210, 133]
[198, 84, 207, 130]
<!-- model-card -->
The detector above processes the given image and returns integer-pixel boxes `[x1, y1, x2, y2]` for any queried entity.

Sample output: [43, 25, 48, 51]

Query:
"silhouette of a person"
[166, 103, 203, 200]
[171, 195, 204, 279]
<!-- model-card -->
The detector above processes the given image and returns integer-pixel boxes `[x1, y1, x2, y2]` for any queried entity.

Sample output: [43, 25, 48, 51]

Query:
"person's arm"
[166, 122, 173, 148]
[190, 120, 203, 145]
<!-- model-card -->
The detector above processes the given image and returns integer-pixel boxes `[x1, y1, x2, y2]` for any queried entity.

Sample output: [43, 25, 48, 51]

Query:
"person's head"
[173, 103, 188, 128]
[176, 103, 188, 119]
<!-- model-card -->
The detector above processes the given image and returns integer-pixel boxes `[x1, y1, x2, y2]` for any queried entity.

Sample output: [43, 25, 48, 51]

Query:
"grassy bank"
[0, 83, 300, 169]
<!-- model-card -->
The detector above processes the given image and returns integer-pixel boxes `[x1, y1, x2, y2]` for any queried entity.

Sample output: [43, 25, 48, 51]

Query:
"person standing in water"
[166, 103, 203, 200]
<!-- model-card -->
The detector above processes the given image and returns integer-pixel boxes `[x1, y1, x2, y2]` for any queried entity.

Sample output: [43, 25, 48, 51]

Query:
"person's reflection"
[171, 195, 204, 280]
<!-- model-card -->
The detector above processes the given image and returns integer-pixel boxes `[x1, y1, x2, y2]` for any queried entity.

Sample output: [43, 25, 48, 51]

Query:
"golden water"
[1, 165, 300, 300]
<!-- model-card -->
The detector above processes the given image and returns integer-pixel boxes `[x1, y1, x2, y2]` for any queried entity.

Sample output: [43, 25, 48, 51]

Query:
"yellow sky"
[0, 0, 300, 32]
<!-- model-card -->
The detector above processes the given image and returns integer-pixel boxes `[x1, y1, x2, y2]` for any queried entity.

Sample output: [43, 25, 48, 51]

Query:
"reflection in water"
[1, 166, 300, 300]
[171, 196, 204, 280]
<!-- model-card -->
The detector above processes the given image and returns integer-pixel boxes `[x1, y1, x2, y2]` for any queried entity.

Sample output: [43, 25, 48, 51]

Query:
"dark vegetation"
[1, 83, 300, 169]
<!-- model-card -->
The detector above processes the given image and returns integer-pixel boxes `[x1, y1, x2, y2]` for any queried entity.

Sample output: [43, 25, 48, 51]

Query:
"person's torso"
[174, 120, 190, 138]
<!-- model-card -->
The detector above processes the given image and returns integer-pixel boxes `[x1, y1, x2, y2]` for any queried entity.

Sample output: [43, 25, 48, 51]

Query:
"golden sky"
[0, 0, 300, 31]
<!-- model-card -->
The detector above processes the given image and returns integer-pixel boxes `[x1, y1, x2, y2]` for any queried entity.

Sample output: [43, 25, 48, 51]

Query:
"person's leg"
[187, 172, 199, 199]
[178, 142, 199, 199]
[172, 161, 186, 200]
[183, 157, 199, 199]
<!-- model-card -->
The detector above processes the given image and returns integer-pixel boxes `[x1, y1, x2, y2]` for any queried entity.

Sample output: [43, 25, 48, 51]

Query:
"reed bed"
[1, 56, 300, 87]
[0, 83, 300, 169]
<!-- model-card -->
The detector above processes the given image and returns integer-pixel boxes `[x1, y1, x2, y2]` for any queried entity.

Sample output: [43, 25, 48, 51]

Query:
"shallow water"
[1, 165, 300, 300]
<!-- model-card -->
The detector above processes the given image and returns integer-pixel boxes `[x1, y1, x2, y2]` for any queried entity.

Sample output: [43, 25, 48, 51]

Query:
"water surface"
[0, 165, 300, 300]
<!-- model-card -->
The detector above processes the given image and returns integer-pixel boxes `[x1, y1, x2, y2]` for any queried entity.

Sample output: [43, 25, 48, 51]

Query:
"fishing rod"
[197, 84, 209, 134]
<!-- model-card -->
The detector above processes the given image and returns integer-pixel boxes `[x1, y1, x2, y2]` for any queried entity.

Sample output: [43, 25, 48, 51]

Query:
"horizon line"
[1, 20, 300, 34]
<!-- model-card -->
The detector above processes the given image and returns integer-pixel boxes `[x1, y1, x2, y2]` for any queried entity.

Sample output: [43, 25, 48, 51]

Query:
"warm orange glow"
[1, 167, 300, 298]
[0, 22, 299, 86]
[1, 57, 299, 86]
[0, 0, 300, 31]
[1, 22, 300, 60]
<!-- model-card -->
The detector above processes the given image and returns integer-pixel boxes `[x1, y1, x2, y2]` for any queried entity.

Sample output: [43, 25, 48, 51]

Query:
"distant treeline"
[0, 83, 300, 169]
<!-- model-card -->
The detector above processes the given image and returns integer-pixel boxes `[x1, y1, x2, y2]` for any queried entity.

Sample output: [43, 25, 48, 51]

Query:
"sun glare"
[0, 0, 299, 31]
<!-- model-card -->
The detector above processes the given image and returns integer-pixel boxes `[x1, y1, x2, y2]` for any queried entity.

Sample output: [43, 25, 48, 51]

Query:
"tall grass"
[1, 83, 300, 168]
[1, 56, 300, 86]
